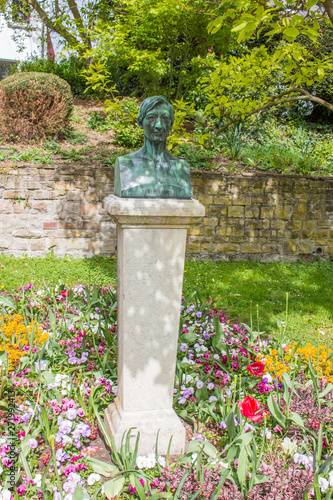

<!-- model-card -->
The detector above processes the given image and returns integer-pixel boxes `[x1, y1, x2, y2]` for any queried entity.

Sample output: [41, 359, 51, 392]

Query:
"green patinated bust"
[114, 96, 192, 199]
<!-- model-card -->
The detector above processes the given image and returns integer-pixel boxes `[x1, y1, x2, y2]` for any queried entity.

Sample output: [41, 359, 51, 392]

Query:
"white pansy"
[146, 453, 156, 469]
[87, 473, 101, 486]
[262, 373, 273, 383]
[33, 473, 42, 487]
[136, 456, 149, 469]
[182, 374, 193, 384]
[319, 477, 329, 492]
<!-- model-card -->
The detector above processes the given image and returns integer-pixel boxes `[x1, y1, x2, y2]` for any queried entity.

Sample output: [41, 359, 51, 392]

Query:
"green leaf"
[181, 329, 197, 343]
[234, 432, 254, 447]
[225, 410, 235, 440]
[175, 409, 195, 426]
[319, 383, 333, 399]
[307, 356, 319, 392]
[231, 21, 248, 33]
[319, 456, 333, 475]
[0, 296, 16, 310]
[237, 446, 248, 485]
[267, 393, 286, 428]
[283, 27, 299, 39]
[290, 412, 305, 428]
[210, 468, 230, 499]
[85, 457, 119, 477]
[72, 484, 87, 500]
[103, 477, 125, 499]
[187, 440, 218, 458]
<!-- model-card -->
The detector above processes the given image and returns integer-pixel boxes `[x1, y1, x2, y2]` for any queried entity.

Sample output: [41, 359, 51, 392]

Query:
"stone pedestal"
[103, 195, 205, 455]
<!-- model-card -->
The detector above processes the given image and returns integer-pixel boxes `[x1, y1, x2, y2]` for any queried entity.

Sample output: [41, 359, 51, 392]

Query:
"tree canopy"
[203, 0, 333, 127]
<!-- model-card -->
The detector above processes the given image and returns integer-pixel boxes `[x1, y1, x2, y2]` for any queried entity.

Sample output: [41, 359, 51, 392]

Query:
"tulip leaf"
[267, 393, 286, 428]
[290, 412, 305, 429]
[72, 484, 89, 500]
[319, 383, 333, 399]
[234, 432, 254, 447]
[181, 330, 197, 343]
[237, 446, 248, 485]
[103, 477, 125, 499]
[187, 440, 218, 458]
[85, 457, 119, 477]
[225, 411, 235, 440]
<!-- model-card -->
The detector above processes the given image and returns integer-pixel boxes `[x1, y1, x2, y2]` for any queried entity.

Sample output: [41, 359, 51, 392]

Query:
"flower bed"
[0, 284, 332, 499]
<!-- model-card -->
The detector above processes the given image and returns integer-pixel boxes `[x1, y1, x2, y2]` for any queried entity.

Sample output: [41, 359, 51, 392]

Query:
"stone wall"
[0, 164, 333, 261]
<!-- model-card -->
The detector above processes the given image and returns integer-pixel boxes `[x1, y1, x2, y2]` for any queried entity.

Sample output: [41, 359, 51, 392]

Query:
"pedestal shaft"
[103, 196, 205, 455]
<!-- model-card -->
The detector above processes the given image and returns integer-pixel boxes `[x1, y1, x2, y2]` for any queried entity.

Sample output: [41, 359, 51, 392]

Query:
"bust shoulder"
[115, 149, 145, 169]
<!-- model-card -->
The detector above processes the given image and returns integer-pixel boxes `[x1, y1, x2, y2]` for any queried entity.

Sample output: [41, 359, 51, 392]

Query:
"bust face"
[142, 103, 172, 144]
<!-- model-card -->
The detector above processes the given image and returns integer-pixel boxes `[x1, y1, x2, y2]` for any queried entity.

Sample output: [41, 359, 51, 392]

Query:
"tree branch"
[66, 0, 92, 49]
[217, 87, 333, 131]
[26, 0, 80, 48]
[322, 0, 333, 25]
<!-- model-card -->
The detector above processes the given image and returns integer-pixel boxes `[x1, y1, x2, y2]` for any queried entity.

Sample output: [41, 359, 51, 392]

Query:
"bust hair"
[137, 96, 174, 129]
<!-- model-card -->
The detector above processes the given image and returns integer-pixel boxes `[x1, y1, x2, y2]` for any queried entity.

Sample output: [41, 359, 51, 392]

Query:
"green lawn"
[183, 259, 333, 348]
[0, 255, 332, 348]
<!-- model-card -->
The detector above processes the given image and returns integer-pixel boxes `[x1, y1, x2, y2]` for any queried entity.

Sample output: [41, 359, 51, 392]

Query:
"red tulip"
[238, 396, 264, 422]
[247, 361, 265, 377]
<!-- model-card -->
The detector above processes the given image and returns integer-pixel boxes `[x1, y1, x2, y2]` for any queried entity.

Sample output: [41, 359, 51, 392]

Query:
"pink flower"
[64, 464, 76, 476]
[77, 407, 85, 417]
[2, 457, 13, 467]
[17, 485, 27, 495]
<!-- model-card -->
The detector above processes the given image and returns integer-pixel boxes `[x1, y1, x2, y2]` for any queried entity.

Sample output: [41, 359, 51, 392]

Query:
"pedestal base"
[104, 397, 186, 456]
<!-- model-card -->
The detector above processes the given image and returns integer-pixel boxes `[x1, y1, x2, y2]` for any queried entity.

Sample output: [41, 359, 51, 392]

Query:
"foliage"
[17, 56, 98, 99]
[88, 97, 143, 148]
[201, 0, 333, 129]
[173, 143, 215, 170]
[85, 0, 235, 99]
[240, 119, 333, 175]
[0, 72, 73, 142]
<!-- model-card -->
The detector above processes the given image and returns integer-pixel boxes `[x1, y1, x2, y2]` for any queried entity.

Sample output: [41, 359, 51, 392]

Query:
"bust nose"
[154, 117, 163, 130]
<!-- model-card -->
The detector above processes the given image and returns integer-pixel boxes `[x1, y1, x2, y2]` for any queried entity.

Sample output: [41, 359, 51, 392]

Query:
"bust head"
[137, 96, 175, 144]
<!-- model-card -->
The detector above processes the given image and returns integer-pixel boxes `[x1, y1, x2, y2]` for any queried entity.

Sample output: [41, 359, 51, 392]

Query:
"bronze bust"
[114, 96, 192, 199]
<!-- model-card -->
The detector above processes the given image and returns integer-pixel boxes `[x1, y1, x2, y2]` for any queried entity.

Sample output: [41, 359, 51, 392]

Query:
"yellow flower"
[256, 342, 333, 383]
[0, 314, 49, 371]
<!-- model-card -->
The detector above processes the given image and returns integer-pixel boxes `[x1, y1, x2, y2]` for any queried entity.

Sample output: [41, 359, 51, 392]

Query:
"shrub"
[17, 56, 97, 98]
[0, 72, 73, 142]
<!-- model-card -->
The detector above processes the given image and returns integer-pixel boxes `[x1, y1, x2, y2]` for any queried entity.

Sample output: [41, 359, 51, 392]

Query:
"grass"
[0, 254, 117, 291]
[183, 259, 333, 348]
[0, 255, 332, 348]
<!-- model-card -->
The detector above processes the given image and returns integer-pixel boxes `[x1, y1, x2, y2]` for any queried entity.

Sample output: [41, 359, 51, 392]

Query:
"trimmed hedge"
[0, 72, 73, 141]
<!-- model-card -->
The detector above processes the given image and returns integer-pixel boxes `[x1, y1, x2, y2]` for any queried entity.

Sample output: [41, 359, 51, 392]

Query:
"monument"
[103, 96, 205, 455]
